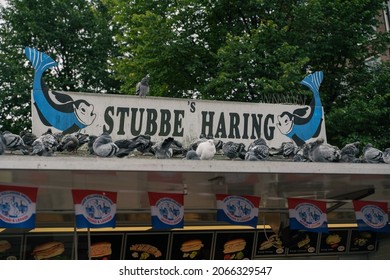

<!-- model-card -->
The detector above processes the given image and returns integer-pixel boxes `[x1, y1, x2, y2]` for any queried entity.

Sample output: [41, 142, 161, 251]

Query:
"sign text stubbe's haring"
[31, 92, 327, 148]
[26, 47, 326, 147]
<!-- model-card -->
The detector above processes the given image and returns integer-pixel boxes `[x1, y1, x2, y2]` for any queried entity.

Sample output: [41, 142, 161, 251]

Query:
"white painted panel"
[32, 92, 326, 148]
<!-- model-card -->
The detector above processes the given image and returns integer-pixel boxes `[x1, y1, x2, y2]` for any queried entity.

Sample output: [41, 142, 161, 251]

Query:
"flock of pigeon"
[0, 128, 389, 164]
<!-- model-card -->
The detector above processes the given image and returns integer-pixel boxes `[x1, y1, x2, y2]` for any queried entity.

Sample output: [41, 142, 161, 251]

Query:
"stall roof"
[0, 155, 389, 228]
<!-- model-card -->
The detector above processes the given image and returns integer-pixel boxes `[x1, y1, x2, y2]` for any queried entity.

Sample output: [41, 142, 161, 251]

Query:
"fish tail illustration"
[25, 47, 57, 90]
[300, 71, 324, 96]
[25, 47, 57, 73]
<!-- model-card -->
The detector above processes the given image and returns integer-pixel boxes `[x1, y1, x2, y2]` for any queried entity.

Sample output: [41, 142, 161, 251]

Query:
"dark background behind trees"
[0, 0, 389, 149]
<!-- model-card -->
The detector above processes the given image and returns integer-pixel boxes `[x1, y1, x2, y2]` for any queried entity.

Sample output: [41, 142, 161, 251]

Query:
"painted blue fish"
[25, 47, 96, 134]
[276, 71, 324, 146]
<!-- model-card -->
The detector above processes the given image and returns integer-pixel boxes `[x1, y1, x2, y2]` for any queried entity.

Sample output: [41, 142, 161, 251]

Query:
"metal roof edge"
[0, 155, 389, 175]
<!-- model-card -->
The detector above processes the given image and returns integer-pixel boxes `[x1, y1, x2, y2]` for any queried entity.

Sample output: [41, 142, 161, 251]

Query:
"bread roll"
[180, 239, 204, 252]
[32, 241, 65, 260]
[90, 242, 112, 258]
[223, 238, 246, 254]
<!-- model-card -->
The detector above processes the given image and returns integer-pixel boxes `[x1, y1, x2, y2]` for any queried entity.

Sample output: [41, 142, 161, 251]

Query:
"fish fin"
[291, 110, 310, 126]
[34, 103, 52, 126]
[52, 90, 74, 103]
[293, 107, 309, 118]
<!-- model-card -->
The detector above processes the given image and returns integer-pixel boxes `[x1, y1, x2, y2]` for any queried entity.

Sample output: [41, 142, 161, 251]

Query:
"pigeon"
[114, 139, 134, 149]
[20, 131, 37, 148]
[130, 134, 154, 154]
[383, 148, 390, 164]
[171, 139, 186, 157]
[304, 138, 341, 162]
[245, 138, 269, 161]
[268, 141, 297, 158]
[115, 140, 145, 158]
[185, 150, 200, 160]
[222, 141, 246, 160]
[74, 132, 90, 147]
[340, 142, 361, 163]
[41, 129, 60, 152]
[196, 139, 216, 160]
[57, 133, 79, 152]
[93, 133, 119, 157]
[2, 131, 29, 154]
[281, 142, 298, 158]
[31, 131, 58, 156]
[31, 138, 49, 156]
[363, 143, 384, 163]
[136, 74, 150, 97]
[245, 144, 269, 161]
[43, 128, 63, 145]
[112, 136, 148, 157]
[248, 138, 267, 150]
[152, 137, 175, 159]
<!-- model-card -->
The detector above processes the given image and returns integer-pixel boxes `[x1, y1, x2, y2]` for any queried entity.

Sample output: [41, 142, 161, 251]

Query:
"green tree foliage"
[0, 0, 119, 132]
[110, 0, 309, 100]
[110, 0, 390, 149]
[327, 63, 390, 149]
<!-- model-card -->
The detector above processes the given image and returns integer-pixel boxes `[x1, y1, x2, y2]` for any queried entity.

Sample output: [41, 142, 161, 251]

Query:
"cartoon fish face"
[73, 101, 96, 126]
[277, 113, 294, 135]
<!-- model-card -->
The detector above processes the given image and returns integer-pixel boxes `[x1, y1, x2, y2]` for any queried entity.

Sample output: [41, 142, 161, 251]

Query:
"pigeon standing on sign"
[2, 131, 29, 154]
[245, 140, 269, 161]
[363, 143, 384, 163]
[136, 74, 150, 97]
[31, 130, 59, 156]
[304, 138, 341, 162]
[222, 141, 246, 160]
[57, 133, 79, 153]
[20, 131, 37, 148]
[93, 132, 119, 158]
[196, 139, 216, 160]
[152, 137, 175, 159]
[340, 142, 361, 163]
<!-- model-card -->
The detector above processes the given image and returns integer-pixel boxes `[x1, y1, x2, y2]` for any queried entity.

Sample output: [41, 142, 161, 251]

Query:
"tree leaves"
[0, 0, 120, 132]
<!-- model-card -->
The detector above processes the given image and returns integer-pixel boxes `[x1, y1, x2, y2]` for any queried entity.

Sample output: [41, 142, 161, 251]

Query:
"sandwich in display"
[259, 234, 283, 251]
[0, 240, 11, 253]
[31, 241, 65, 260]
[90, 242, 112, 259]
[288, 232, 317, 253]
[223, 238, 246, 260]
[130, 243, 162, 259]
[180, 239, 204, 259]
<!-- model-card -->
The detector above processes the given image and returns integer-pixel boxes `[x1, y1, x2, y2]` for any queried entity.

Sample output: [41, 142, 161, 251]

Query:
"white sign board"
[31, 91, 327, 148]
[26, 47, 327, 148]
